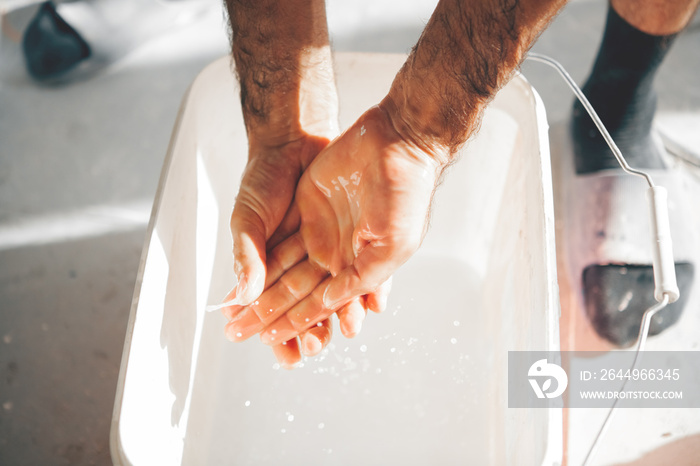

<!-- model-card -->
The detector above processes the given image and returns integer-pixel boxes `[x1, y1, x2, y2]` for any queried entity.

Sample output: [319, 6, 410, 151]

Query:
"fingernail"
[302, 333, 322, 356]
[340, 314, 363, 338]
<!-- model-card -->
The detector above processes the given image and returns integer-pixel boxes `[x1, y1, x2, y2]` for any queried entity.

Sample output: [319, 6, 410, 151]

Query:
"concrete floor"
[0, 0, 698, 465]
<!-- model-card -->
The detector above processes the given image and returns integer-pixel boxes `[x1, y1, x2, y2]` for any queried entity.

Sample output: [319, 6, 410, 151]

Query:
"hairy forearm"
[225, 0, 338, 143]
[382, 0, 567, 165]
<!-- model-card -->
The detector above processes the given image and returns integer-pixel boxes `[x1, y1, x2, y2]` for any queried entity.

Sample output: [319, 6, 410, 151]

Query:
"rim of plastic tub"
[108, 53, 563, 466]
[108, 75, 194, 466]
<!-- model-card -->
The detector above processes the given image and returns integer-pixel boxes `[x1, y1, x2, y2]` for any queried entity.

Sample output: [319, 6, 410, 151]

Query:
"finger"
[220, 231, 308, 321]
[364, 276, 393, 314]
[323, 242, 399, 311]
[220, 287, 245, 322]
[299, 317, 333, 357]
[264, 232, 307, 289]
[226, 259, 328, 341]
[267, 202, 301, 251]
[230, 152, 302, 306]
[271, 337, 302, 370]
[336, 299, 367, 338]
[335, 277, 392, 338]
[230, 202, 268, 306]
[260, 277, 332, 345]
[224, 304, 263, 342]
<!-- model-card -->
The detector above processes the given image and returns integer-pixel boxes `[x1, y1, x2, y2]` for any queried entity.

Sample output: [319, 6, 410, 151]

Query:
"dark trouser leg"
[572, 5, 675, 174]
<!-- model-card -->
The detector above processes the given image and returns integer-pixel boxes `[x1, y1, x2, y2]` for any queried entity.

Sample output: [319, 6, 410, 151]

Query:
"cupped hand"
[224, 132, 393, 368]
[244, 105, 443, 346]
[228, 134, 328, 307]
[223, 205, 393, 366]
[224, 133, 335, 369]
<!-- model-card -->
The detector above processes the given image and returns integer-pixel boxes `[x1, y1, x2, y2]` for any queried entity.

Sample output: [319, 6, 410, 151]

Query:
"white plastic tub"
[111, 53, 561, 465]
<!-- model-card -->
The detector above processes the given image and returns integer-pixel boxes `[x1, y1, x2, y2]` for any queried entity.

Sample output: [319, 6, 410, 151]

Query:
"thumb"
[229, 202, 267, 306]
[322, 242, 396, 311]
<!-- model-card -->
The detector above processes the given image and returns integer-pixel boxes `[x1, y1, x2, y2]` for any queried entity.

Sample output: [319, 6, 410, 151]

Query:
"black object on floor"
[583, 263, 694, 347]
[22, 1, 91, 80]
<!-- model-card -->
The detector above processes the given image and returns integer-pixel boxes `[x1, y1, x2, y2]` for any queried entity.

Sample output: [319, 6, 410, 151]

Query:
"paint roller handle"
[646, 186, 680, 303]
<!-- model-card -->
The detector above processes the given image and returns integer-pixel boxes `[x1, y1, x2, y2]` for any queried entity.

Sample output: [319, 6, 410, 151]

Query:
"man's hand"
[228, 135, 329, 306]
[223, 0, 388, 365]
[224, 201, 394, 355]
[223, 0, 568, 363]
[299, 107, 439, 311]
[225, 105, 441, 346]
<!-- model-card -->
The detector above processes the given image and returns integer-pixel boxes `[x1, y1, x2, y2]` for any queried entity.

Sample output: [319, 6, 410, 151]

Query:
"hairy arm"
[226, 0, 338, 145]
[382, 0, 567, 166]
